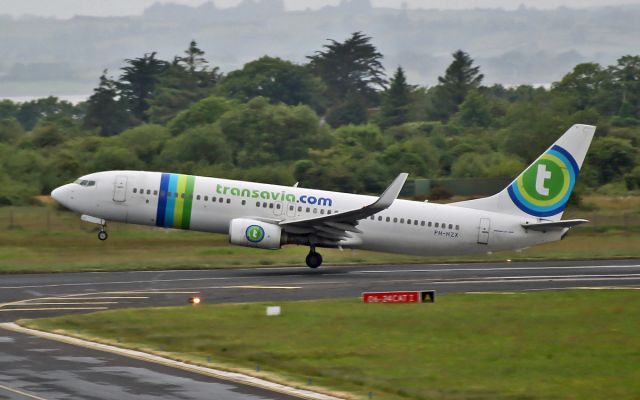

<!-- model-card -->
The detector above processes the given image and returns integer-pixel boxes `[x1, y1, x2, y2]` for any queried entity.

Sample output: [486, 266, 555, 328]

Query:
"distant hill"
[1, 1, 639, 97]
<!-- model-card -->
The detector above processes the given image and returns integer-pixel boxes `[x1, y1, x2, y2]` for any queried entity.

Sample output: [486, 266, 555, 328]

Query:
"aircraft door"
[113, 176, 127, 202]
[477, 218, 490, 244]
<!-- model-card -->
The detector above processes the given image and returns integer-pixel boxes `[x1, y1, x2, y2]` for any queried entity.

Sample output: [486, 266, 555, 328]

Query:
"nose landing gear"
[305, 246, 323, 269]
[98, 226, 108, 241]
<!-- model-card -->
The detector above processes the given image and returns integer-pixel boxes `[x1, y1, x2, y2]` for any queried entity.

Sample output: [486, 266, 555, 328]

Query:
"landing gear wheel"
[305, 251, 323, 269]
[98, 230, 108, 241]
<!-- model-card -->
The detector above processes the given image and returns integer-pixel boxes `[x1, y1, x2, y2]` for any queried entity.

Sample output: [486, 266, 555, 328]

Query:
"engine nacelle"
[228, 218, 282, 249]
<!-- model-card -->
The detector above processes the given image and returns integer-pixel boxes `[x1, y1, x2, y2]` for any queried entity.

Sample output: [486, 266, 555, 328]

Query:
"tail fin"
[452, 124, 596, 221]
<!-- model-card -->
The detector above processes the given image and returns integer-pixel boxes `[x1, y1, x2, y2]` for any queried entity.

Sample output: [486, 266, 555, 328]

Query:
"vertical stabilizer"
[452, 124, 596, 221]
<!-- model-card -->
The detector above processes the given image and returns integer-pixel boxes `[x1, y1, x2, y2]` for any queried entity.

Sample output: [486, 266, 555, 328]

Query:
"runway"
[1, 259, 639, 399]
[2, 259, 640, 321]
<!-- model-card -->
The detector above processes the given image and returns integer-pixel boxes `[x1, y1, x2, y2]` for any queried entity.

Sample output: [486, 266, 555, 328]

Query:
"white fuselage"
[53, 170, 564, 256]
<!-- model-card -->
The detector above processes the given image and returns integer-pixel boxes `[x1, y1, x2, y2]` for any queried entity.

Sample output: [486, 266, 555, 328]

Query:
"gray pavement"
[1, 259, 639, 399]
[0, 327, 299, 400]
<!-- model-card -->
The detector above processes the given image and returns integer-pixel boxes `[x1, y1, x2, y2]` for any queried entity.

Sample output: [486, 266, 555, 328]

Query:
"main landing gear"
[98, 225, 108, 241]
[305, 246, 323, 269]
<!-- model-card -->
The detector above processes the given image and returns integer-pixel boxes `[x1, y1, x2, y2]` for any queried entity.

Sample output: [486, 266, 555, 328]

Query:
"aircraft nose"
[51, 184, 70, 207]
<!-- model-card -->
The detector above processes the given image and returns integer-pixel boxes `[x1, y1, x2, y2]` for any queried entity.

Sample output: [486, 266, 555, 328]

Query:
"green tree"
[587, 137, 637, 184]
[28, 122, 66, 148]
[178, 40, 208, 73]
[84, 71, 131, 136]
[431, 50, 484, 121]
[216, 56, 324, 112]
[148, 41, 220, 124]
[156, 124, 232, 170]
[0, 100, 18, 120]
[611, 55, 640, 118]
[453, 89, 492, 127]
[553, 63, 607, 111]
[451, 152, 524, 178]
[378, 67, 412, 129]
[0, 118, 25, 143]
[89, 146, 144, 172]
[308, 31, 386, 124]
[334, 124, 385, 152]
[116, 125, 171, 164]
[324, 92, 368, 128]
[294, 145, 387, 193]
[16, 97, 80, 131]
[167, 96, 236, 135]
[380, 137, 439, 178]
[119, 52, 169, 123]
[218, 97, 331, 168]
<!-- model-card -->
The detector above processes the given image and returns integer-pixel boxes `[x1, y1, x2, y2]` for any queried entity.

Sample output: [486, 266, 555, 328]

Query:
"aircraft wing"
[278, 173, 408, 242]
[522, 219, 589, 231]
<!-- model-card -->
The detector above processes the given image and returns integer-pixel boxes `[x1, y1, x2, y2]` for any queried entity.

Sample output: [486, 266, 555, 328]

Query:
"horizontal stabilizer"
[522, 219, 589, 231]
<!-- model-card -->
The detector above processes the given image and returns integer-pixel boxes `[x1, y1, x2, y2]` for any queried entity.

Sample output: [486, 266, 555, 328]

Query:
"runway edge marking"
[0, 323, 342, 400]
[0, 383, 48, 400]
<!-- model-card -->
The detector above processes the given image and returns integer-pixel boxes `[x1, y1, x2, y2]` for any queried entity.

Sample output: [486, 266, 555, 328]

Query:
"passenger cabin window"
[146, 189, 151, 195]
[133, 188, 137, 193]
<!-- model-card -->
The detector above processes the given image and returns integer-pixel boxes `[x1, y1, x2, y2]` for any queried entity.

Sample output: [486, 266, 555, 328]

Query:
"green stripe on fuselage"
[182, 175, 196, 229]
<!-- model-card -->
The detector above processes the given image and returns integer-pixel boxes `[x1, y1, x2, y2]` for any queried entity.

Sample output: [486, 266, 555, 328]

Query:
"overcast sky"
[1, 0, 638, 18]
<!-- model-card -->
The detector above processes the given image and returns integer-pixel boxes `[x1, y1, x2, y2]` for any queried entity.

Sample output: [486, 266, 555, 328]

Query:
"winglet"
[369, 173, 408, 211]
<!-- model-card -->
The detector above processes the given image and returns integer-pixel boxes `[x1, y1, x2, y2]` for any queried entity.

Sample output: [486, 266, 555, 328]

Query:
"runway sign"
[362, 290, 435, 304]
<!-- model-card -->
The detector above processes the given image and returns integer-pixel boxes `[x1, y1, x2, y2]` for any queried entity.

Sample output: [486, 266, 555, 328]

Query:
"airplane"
[51, 124, 595, 269]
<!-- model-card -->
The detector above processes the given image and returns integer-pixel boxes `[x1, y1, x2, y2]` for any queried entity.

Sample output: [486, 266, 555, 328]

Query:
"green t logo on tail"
[508, 145, 579, 217]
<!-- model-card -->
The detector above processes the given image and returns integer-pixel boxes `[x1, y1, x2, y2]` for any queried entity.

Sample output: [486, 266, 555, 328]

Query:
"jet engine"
[228, 218, 283, 249]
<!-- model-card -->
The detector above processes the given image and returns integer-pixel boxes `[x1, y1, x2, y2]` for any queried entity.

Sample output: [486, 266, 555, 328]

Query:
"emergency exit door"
[113, 176, 127, 202]
[477, 218, 490, 244]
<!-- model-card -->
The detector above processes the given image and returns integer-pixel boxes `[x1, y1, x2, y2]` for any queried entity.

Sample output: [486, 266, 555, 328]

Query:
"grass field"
[22, 290, 640, 400]
[0, 194, 639, 274]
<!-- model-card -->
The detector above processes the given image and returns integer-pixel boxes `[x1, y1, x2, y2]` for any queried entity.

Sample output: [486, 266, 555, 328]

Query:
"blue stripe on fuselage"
[164, 174, 178, 227]
[156, 173, 170, 227]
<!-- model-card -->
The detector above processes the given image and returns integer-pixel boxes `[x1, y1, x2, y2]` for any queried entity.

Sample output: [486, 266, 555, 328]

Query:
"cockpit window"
[74, 179, 96, 187]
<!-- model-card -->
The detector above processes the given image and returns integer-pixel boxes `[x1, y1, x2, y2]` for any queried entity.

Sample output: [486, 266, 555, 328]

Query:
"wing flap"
[522, 219, 589, 231]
